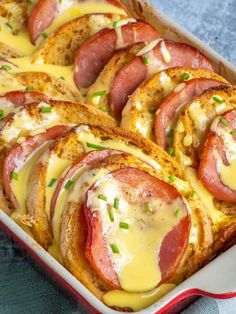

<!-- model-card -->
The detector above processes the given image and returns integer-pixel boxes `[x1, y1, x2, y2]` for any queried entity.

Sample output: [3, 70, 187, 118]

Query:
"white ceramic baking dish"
[0, 1, 236, 313]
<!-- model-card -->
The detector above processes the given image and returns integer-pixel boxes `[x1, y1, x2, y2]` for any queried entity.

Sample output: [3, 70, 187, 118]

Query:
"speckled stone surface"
[150, 0, 236, 65]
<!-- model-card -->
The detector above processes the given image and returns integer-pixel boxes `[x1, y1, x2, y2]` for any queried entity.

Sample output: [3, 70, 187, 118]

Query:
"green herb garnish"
[0, 110, 4, 118]
[113, 21, 119, 28]
[219, 118, 228, 126]
[60, 76, 65, 80]
[181, 72, 190, 81]
[213, 96, 224, 104]
[1, 65, 11, 71]
[175, 209, 180, 217]
[41, 32, 48, 39]
[143, 56, 149, 64]
[41, 107, 52, 113]
[190, 190, 196, 198]
[86, 142, 106, 150]
[113, 197, 119, 209]
[98, 194, 107, 202]
[48, 178, 57, 187]
[119, 222, 129, 229]
[167, 147, 174, 156]
[108, 209, 114, 222]
[64, 180, 74, 190]
[168, 175, 176, 183]
[11, 172, 18, 180]
[145, 204, 152, 213]
[110, 243, 119, 254]
[92, 90, 106, 98]
[5, 22, 13, 30]
[25, 86, 34, 92]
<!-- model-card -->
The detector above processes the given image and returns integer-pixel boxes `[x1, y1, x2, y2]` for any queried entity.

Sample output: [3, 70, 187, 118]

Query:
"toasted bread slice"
[121, 67, 228, 141]
[0, 42, 22, 58]
[85, 43, 144, 114]
[14, 71, 82, 102]
[173, 86, 236, 220]
[32, 14, 124, 66]
[25, 123, 215, 301]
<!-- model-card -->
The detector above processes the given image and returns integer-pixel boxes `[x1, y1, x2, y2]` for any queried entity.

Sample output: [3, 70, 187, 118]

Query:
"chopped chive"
[213, 96, 224, 104]
[168, 175, 176, 183]
[25, 86, 34, 92]
[60, 76, 65, 80]
[175, 208, 180, 217]
[41, 107, 52, 113]
[113, 21, 119, 28]
[143, 56, 149, 64]
[167, 147, 174, 156]
[92, 90, 106, 98]
[190, 190, 196, 198]
[86, 142, 106, 150]
[230, 130, 236, 136]
[110, 243, 119, 254]
[113, 197, 119, 209]
[219, 118, 228, 127]
[181, 72, 190, 81]
[26, 0, 32, 3]
[64, 180, 74, 190]
[48, 178, 57, 187]
[145, 203, 152, 213]
[1, 65, 11, 71]
[59, 0, 62, 3]
[41, 32, 48, 39]
[119, 222, 129, 229]
[5, 22, 13, 30]
[98, 194, 107, 202]
[167, 128, 174, 138]
[108, 209, 114, 222]
[0, 110, 4, 117]
[11, 172, 18, 180]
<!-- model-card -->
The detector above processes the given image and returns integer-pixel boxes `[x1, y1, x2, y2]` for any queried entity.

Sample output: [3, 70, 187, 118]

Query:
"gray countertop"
[151, 0, 236, 65]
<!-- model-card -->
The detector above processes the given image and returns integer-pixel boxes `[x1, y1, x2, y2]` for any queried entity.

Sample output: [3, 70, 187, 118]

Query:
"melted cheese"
[220, 159, 236, 190]
[0, 71, 25, 94]
[159, 71, 175, 96]
[185, 168, 226, 228]
[87, 174, 187, 292]
[45, 155, 72, 220]
[103, 283, 176, 311]
[146, 49, 165, 78]
[136, 39, 162, 56]
[9, 56, 75, 88]
[189, 101, 207, 132]
[0, 105, 59, 143]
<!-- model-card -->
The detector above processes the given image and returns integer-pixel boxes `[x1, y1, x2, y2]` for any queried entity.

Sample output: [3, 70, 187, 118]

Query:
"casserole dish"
[0, 0, 235, 313]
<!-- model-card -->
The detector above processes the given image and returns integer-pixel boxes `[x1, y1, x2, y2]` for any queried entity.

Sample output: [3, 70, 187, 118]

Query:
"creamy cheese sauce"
[0, 105, 59, 143]
[189, 101, 207, 132]
[45, 154, 72, 220]
[103, 283, 176, 311]
[86, 174, 187, 292]
[185, 167, 226, 228]
[211, 115, 236, 190]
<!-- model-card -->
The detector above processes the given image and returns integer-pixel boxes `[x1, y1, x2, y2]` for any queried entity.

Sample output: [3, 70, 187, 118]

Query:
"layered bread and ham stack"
[0, 0, 235, 312]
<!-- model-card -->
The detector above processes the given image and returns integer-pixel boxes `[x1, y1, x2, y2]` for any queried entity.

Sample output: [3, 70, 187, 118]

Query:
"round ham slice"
[110, 40, 214, 118]
[2, 125, 69, 209]
[28, 0, 57, 44]
[155, 78, 227, 150]
[73, 20, 160, 88]
[199, 110, 236, 203]
[0, 90, 47, 106]
[84, 166, 191, 289]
